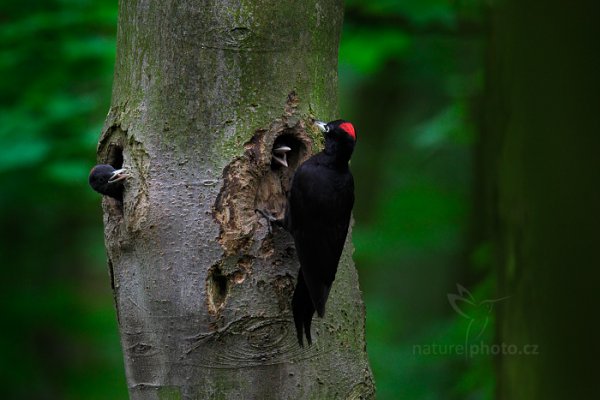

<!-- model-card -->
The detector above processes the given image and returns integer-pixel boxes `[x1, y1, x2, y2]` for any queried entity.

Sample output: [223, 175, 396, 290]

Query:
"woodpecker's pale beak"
[272, 146, 291, 168]
[108, 168, 130, 183]
[314, 120, 328, 133]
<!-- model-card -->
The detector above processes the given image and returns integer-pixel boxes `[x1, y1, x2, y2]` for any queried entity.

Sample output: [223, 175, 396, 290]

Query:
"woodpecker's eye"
[339, 122, 356, 140]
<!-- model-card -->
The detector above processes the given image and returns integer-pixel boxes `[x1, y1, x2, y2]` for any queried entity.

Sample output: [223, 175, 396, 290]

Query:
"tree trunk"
[97, 1, 374, 398]
[485, 0, 600, 398]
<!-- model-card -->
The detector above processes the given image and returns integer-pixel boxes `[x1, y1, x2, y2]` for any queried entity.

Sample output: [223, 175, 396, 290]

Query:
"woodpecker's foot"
[254, 209, 282, 234]
[272, 145, 291, 168]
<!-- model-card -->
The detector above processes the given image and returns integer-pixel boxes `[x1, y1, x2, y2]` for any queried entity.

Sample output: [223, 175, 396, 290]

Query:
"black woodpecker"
[88, 164, 130, 201]
[260, 119, 356, 346]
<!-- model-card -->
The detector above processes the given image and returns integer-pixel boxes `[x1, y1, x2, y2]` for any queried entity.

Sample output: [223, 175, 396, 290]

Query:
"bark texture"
[486, 0, 600, 398]
[97, 1, 374, 398]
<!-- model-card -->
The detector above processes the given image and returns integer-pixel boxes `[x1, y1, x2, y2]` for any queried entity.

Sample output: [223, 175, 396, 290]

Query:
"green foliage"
[341, 1, 489, 399]
[340, 27, 410, 74]
[1, 0, 489, 398]
[0, 0, 126, 398]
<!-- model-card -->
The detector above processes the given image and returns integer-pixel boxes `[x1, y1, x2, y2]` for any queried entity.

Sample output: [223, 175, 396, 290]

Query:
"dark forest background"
[1, 0, 598, 399]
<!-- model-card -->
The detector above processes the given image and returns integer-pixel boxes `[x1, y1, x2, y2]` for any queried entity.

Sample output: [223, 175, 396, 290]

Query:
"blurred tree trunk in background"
[486, 0, 600, 398]
[98, 0, 374, 398]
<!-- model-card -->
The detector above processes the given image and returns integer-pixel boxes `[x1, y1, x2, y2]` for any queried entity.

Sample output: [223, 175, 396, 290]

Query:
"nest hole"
[271, 133, 307, 171]
[106, 143, 124, 170]
[254, 131, 310, 221]
[105, 144, 125, 204]
[207, 265, 229, 314]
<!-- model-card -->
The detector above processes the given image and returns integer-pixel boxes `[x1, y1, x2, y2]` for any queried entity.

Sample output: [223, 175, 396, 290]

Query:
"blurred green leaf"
[340, 27, 410, 74]
[46, 160, 91, 184]
[0, 140, 50, 171]
[62, 36, 115, 60]
[0, 112, 50, 170]
[411, 102, 475, 149]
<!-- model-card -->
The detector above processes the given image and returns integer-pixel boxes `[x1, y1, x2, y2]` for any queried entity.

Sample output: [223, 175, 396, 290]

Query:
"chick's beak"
[272, 146, 291, 168]
[108, 168, 130, 183]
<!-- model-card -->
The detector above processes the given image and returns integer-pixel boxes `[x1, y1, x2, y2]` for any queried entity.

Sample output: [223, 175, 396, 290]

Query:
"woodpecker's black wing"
[288, 155, 354, 320]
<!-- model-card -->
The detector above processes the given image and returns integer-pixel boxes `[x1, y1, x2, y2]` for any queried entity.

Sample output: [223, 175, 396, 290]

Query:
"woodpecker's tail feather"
[292, 270, 315, 347]
[313, 284, 332, 318]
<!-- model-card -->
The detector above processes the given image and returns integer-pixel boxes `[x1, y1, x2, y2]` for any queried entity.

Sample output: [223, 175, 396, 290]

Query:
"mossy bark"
[97, 1, 374, 398]
[485, 0, 600, 398]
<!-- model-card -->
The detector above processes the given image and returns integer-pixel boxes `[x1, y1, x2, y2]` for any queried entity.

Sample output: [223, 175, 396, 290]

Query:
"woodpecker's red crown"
[339, 122, 356, 140]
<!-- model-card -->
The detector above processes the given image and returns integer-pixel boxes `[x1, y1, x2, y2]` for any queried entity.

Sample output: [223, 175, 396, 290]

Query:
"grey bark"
[97, 1, 374, 398]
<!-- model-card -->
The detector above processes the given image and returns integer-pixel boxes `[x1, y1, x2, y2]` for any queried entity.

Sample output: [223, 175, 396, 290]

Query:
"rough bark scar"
[213, 93, 313, 257]
[272, 273, 295, 312]
[209, 93, 315, 317]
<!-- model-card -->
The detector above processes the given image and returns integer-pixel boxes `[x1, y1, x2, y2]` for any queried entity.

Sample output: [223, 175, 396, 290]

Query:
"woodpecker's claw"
[255, 208, 283, 234]
[108, 168, 130, 183]
[255, 208, 278, 222]
[272, 145, 291, 168]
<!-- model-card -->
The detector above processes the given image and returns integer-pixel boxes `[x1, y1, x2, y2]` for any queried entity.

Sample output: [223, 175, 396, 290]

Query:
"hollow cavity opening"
[207, 265, 229, 314]
[271, 133, 307, 171]
[107, 143, 124, 170]
[106, 143, 125, 204]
